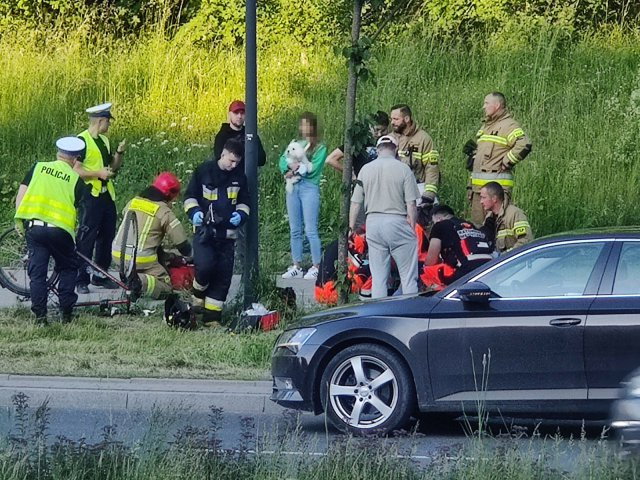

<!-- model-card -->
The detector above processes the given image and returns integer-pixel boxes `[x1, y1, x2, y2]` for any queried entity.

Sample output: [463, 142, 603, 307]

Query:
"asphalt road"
[0, 375, 610, 466]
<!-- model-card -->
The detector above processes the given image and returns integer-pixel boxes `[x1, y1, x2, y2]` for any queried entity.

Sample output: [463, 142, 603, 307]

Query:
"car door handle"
[549, 318, 582, 327]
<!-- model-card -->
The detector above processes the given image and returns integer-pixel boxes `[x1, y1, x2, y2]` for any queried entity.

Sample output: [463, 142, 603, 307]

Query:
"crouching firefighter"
[184, 139, 249, 324]
[421, 205, 493, 290]
[112, 172, 191, 299]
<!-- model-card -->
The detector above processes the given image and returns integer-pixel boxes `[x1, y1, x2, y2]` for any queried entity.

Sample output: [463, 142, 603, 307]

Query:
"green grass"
[0, 308, 277, 379]
[1, 29, 639, 276]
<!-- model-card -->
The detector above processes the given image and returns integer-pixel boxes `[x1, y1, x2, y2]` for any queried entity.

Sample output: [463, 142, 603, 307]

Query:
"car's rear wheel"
[320, 343, 415, 435]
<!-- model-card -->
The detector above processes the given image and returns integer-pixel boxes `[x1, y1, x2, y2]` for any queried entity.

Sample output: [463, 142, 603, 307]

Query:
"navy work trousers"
[76, 191, 117, 285]
[27, 226, 78, 318]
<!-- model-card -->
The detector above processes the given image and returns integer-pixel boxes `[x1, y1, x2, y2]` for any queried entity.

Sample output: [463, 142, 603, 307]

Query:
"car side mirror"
[458, 282, 493, 303]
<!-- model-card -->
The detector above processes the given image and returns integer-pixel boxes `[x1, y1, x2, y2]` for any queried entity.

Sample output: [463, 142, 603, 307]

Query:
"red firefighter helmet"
[153, 172, 181, 199]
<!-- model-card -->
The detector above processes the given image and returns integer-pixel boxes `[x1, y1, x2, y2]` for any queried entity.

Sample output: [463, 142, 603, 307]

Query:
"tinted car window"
[612, 242, 640, 295]
[478, 242, 605, 298]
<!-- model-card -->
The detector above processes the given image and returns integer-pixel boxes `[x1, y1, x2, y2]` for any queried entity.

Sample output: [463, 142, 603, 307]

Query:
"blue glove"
[230, 212, 241, 227]
[192, 211, 203, 227]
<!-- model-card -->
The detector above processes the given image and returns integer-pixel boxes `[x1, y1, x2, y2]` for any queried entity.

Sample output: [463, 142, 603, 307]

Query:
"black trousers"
[26, 226, 78, 318]
[76, 191, 117, 285]
[192, 228, 235, 320]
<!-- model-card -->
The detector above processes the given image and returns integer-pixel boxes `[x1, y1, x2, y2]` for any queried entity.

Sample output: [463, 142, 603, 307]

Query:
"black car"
[271, 230, 640, 435]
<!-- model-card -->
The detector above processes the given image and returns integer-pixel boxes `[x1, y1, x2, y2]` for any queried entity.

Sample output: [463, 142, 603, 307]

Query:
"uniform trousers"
[26, 225, 78, 318]
[192, 227, 235, 322]
[76, 191, 117, 285]
[365, 213, 418, 299]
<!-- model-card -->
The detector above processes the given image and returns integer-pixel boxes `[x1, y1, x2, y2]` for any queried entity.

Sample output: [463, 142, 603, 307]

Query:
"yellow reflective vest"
[15, 160, 80, 238]
[78, 129, 116, 200]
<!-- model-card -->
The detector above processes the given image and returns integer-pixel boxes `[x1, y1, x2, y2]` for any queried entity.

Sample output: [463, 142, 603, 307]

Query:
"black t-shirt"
[339, 144, 377, 177]
[22, 163, 86, 207]
[430, 217, 490, 268]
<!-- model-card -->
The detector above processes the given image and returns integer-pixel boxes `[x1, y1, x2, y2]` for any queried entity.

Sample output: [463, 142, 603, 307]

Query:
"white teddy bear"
[284, 140, 313, 194]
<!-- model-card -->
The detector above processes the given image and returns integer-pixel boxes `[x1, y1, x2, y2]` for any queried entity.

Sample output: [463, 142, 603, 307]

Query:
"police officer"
[480, 182, 533, 254]
[466, 92, 532, 225]
[15, 137, 87, 324]
[184, 139, 250, 325]
[421, 205, 494, 289]
[112, 172, 191, 299]
[75, 103, 127, 294]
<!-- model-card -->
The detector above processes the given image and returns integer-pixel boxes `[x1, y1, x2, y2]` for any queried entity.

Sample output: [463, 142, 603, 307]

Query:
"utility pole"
[243, 0, 259, 308]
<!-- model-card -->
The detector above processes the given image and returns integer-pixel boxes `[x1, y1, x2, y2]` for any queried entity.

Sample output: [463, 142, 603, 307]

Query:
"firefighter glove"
[230, 212, 241, 227]
[192, 211, 203, 227]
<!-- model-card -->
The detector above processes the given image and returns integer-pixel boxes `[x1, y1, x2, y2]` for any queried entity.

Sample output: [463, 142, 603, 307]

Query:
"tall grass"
[1, 28, 639, 272]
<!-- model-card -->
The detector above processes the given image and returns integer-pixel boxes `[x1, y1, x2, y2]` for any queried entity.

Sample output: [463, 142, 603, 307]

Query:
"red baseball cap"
[229, 100, 246, 113]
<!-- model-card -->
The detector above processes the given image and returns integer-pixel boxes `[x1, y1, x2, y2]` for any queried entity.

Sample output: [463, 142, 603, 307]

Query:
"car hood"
[291, 291, 441, 329]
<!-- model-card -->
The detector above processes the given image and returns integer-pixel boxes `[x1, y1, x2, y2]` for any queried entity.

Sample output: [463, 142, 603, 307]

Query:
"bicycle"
[0, 210, 140, 314]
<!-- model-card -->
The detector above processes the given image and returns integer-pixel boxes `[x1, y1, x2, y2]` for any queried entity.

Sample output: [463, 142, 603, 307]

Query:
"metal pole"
[243, 0, 259, 308]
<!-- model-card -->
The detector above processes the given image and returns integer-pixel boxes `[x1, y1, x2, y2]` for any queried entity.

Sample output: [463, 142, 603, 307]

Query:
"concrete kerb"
[0, 375, 280, 414]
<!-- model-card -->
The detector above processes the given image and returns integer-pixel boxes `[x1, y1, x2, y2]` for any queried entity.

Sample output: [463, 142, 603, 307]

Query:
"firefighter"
[466, 92, 532, 225]
[75, 103, 127, 293]
[15, 137, 87, 324]
[390, 104, 439, 201]
[184, 138, 249, 325]
[480, 182, 533, 254]
[111, 172, 191, 299]
[421, 205, 494, 290]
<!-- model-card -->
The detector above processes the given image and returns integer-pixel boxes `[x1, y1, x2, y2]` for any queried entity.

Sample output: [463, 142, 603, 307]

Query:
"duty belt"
[25, 220, 59, 229]
[471, 172, 514, 188]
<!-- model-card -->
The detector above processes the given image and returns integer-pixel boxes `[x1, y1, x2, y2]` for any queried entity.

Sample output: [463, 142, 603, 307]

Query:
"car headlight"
[275, 328, 316, 354]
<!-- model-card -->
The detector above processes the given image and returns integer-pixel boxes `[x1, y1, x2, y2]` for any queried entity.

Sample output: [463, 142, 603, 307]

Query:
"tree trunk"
[338, 0, 364, 304]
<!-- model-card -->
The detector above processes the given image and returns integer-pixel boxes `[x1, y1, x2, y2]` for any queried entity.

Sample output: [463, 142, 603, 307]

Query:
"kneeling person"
[112, 172, 191, 299]
[184, 139, 249, 324]
[421, 205, 493, 289]
[15, 137, 87, 323]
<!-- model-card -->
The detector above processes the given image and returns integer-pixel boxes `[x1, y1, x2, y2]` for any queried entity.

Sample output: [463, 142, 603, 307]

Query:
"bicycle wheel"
[0, 227, 59, 297]
[118, 210, 139, 283]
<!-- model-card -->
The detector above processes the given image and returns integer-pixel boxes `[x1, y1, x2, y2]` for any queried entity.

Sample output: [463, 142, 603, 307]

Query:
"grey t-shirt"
[351, 155, 420, 216]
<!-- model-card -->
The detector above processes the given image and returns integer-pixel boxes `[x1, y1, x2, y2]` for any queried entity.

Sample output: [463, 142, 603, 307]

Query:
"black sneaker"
[60, 311, 73, 324]
[91, 276, 119, 289]
[77, 284, 90, 294]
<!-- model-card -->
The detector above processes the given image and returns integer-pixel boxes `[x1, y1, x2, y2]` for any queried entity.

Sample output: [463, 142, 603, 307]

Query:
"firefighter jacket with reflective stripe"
[393, 123, 439, 196]
[485, 201, 534, 253]
[112, 196, 188, 265]
[184, 161, 250, 240]
[469, 111, 531, 193]
[15, 160, 81, 238]
[78, 130, 116, 200]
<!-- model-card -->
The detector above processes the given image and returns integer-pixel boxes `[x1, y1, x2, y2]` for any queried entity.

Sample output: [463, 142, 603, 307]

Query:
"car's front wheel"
[320, 343, 416, 435]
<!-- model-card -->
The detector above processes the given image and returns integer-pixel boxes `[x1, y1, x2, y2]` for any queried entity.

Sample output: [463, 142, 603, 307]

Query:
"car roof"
[535, 226, 640, 244]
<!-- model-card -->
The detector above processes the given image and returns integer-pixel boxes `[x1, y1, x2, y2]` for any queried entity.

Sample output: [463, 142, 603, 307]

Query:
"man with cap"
[15, 137, 87, 324]
[111, 172, 191, 299]
[349, 134, 421, 299]
[212, 100, 266, 169]
[75, 102, 127, 294]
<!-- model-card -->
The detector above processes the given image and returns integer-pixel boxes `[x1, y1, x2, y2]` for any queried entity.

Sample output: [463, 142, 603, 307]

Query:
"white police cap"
[56, 137, 86, 157]
[86, 102, 114, 119]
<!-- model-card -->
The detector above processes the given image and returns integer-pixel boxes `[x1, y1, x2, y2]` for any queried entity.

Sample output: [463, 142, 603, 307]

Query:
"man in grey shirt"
[349, 135, 420, 298]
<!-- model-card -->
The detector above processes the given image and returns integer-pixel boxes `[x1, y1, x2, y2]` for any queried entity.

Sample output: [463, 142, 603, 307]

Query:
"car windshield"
[477, 242, 605, 298]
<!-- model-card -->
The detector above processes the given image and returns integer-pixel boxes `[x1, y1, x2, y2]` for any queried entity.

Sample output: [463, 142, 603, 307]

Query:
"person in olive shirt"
[75, 103, 127, 294]
[15, 137, 87, 324]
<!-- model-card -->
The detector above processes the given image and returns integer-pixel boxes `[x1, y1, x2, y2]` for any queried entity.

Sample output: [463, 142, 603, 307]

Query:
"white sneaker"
[281, 266, 303, 279]
[303, 266, 319, 280]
